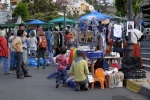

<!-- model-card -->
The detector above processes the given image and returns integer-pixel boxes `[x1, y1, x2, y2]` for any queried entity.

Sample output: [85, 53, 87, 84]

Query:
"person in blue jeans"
[46, 30, 54, 63]
[8, 30, 17, 70]
[55, 46, 69, 88]
[35, 30, 46, 69]
[0, 30, 11, 74]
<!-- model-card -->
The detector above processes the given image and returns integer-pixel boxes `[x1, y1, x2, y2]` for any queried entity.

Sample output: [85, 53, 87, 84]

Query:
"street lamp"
[62, 0, 68, 46]
[127, 0, 133, 57]
[6, 14, 11, 37]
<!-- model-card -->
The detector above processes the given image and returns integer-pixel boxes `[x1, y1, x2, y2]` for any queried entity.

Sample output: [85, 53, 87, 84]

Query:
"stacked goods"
[127, 79, 150, 95]
[122, 57, 146, 79]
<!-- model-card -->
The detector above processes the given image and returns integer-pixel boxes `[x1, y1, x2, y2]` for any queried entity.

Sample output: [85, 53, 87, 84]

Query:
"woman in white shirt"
[28, 31, 37, 59]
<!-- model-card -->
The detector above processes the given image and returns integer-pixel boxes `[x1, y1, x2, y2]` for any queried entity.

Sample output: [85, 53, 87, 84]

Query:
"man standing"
[12, 30, 32, 79]
[83, 20, 88, 42]
[19, 24, 29, 69]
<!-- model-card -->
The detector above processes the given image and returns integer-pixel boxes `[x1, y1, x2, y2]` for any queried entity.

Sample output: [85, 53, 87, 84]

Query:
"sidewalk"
[145, 70, 150, 78]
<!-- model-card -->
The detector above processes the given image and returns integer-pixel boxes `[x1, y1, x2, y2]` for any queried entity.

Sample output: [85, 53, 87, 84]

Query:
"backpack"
[39, 36, 47, 49]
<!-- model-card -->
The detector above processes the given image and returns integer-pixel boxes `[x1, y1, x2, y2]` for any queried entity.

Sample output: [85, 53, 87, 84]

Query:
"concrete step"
[140, 44, 150, 48]
[140, 40, 150, 45]
[141, 53, 150, 58]
[142, 64, 150, 71]
[140, 48, 150, 52]
[142, 58, 150, 65]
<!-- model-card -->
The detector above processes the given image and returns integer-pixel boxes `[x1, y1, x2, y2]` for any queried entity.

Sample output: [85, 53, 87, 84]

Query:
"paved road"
[0, 64, 149, 100]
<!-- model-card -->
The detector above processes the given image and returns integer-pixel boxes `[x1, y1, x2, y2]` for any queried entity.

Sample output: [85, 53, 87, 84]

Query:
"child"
[28, 31, 37, 59]
[55, 46, 69, 88]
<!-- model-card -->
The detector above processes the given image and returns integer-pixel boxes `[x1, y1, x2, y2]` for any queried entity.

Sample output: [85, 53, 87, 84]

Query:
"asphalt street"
[0, 64, 149, 100]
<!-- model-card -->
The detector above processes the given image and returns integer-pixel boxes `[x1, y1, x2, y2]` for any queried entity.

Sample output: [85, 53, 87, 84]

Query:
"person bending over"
[69, 51, 89, 91]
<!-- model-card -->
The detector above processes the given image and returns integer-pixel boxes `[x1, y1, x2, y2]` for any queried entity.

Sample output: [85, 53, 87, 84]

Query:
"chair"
[91, 68, 107, 89]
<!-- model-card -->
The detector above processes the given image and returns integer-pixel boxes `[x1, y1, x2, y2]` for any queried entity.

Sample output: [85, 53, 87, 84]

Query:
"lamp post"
[62, 0, 68, 46]
[6, 14, 11, 37]
[127, 0, 133, 57]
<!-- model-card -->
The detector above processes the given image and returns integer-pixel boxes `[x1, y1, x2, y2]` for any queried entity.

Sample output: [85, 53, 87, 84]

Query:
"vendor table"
[90, 56, 122, 76]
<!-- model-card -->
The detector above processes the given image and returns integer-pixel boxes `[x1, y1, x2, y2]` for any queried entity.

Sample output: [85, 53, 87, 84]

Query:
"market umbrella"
[28, 19, 47, 25]
[79, 11, 111, 21]
[48, 17, 75, 24]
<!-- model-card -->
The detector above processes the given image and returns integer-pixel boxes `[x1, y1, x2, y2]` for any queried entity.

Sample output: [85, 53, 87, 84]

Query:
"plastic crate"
[87, 51, 104, 59]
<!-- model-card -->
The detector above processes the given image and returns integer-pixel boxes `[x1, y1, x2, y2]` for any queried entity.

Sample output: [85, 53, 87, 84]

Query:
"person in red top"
[65, 30, 71, 45]
[0, 30, 11, 74]
[55, 46, 69, 88]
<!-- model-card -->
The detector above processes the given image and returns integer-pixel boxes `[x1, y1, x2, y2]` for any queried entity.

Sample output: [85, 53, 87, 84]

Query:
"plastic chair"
[91, 68, 107, 89]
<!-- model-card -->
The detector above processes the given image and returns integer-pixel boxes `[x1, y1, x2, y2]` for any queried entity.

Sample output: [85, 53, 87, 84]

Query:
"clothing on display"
[113, 24, 122, 38]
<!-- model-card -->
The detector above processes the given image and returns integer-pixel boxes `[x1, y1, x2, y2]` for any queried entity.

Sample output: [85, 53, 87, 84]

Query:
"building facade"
[66, 0, 94, 16]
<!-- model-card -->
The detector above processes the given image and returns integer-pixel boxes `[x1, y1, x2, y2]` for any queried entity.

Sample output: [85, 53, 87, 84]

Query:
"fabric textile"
[132, 43, 142, 67]
[0, 37, 9, 57]
[113, 24, 122, 38]
[12, 37, 23, 52]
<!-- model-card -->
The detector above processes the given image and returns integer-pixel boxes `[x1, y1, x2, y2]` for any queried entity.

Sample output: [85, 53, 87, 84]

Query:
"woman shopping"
[66, 31, 79, 49]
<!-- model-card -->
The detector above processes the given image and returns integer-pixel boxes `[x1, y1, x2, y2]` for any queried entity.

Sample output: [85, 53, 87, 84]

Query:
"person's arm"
[38, 36, 41, 48]
[35, 37, 37, 43]
[21, 37, 25, 44]
[84, 60, 89, 75]
[8, 36, 14, 43]
[65, 57, 69, 65]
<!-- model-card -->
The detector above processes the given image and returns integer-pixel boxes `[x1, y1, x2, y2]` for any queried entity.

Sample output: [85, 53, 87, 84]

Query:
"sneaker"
[4, 71, 11, 75]
[24, 74, 32, 77]
[17, 75, 24, 79]
[42, 67, 45, 69]
[75, 83, 80, 91]
[62, 84, 68, 87]
[84, 86, 89, 91]
[56, 83, 59, 88]
[84, 84, 89, 91]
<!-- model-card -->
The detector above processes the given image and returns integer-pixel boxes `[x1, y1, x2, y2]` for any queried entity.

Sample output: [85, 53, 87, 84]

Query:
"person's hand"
[15, 47, 21, 52]
[70, 75, 74, 78]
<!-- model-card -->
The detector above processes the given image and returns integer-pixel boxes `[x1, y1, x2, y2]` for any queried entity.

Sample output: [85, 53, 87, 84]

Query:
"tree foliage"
[115, 0, 142, 17]
[21, 0, 60, 21]
[14, 2, 29, 20]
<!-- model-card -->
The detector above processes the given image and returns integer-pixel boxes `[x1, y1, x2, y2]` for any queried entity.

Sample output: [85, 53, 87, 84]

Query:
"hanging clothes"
[96, 31, 106, 52]
[113, 24, 122, 38]
[112, 24, 125, 55]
